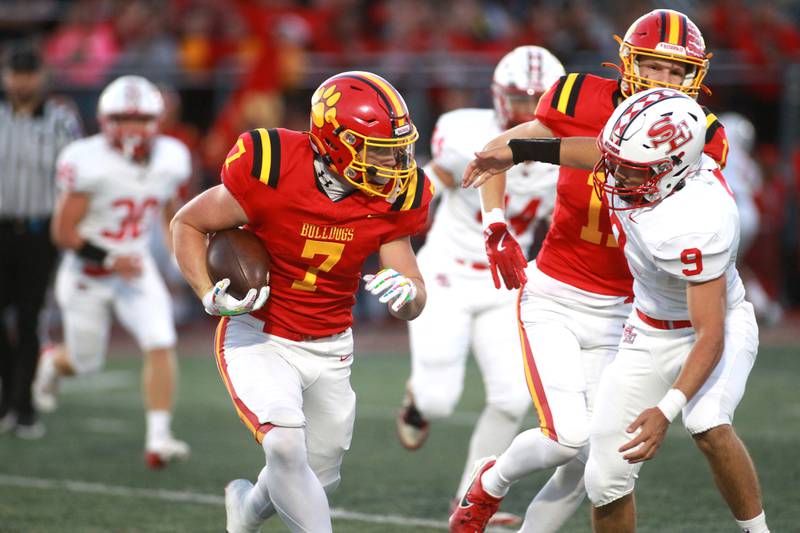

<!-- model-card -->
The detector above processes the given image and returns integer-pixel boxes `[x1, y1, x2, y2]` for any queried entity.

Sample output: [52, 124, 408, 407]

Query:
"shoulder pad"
[246, 128, 282, 188]
[390, 168, 433, 212]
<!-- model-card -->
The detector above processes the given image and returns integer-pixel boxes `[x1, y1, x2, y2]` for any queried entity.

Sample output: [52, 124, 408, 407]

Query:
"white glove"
[202, 278, 269, 316]
[363, 268, 418, 313]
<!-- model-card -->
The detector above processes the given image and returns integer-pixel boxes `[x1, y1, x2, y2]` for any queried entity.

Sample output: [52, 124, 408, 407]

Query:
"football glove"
[363, 268, 418, 312]
[202, 278, 269, 316]
[484, 222, 528, 290]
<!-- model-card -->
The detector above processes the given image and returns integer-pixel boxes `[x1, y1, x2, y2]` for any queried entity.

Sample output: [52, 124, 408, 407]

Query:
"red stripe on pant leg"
[214, 317, 265, 442]
[516, 289, 559, 441]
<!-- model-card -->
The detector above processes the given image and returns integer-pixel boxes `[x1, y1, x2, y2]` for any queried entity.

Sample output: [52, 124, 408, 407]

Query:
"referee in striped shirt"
[0, 43, 82, 438]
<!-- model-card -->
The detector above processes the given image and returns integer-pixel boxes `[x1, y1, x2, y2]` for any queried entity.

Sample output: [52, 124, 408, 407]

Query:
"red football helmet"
[309, 71, 419, 198]
[616, 9, 710, 98]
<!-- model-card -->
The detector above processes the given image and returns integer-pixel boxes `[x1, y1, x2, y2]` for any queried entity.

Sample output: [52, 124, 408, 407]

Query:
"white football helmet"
[595, 87, 706, 209]
[492, 46, 565, 129]
[97, 75, 164, 159]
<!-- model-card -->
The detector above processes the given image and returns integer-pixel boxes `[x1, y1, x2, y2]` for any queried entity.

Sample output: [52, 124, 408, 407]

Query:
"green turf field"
[0, 338, 797, 532]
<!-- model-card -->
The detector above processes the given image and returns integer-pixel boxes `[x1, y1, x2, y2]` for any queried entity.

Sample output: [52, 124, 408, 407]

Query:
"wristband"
[507, 138, 561, 165]
[656, 388, 687, 422]
[481, 208, 506, 229]
[77, 241, 109, 264]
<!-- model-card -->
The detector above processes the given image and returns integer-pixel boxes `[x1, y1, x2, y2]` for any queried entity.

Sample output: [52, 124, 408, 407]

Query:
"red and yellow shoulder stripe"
[702, 107, 729, 169]
[548, 73, 587, 118]
[390, 168, 431, 212]
[247, 128, 282, 188]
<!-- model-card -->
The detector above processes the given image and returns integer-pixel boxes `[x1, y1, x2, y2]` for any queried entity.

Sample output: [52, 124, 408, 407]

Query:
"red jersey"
[222, 128, 432, 337]
[533, 73, 729, 297]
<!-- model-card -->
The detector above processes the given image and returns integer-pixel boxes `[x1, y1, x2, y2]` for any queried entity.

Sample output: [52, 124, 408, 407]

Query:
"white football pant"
[215, 313, 356, 489]
[55, 253, 176, 373]
[408, 247, 531, 421]
[517, 262, 630, 448]
[585, 301, 758, 506]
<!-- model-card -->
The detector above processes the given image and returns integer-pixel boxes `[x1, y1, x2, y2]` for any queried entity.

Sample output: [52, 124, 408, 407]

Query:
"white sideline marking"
[0, 474, 461, 530]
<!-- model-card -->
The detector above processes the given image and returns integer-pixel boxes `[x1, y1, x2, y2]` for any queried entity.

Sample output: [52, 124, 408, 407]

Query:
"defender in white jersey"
[34, 76, 192, 469]
[586, 88, 769, 533]
[396, 46, 563, 522]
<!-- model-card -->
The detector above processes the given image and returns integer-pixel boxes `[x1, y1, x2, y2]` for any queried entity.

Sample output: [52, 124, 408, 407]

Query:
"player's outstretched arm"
[462, 119, 553, 188]
[170, 184, 249, 299]
[620, 275, 727, 464]
[363, 237, 426, 320]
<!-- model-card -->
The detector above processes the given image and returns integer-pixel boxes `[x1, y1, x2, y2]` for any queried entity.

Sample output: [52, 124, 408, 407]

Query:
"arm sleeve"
[429, 116, 471, 187]
[381, 172, 434, 243]
[220, 132, 263, 226]
[55, 145, 96, 194]
[653, 232, 735, 282]
[173, 141, 192, 186]
[702, 109, 729, 169]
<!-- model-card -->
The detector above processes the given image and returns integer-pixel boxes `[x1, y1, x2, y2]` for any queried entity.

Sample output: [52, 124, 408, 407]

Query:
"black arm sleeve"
[508, 138, 561, 165]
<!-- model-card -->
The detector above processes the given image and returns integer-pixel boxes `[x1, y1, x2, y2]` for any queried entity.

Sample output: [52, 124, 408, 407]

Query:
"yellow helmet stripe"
[354, 71, 408, 127]
[668, 11, 681, 45]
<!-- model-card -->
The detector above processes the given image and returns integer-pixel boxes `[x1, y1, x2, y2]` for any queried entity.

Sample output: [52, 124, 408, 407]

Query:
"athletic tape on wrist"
[656, 388, 687, 422]
[481, 207, 506, 229]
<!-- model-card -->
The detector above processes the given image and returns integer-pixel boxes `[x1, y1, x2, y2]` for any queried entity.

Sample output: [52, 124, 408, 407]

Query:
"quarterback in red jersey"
[171, 71, 431, 533]
[450, 10, 765, 533]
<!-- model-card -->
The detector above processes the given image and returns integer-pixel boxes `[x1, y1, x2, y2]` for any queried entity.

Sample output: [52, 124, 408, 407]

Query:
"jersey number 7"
[291, 239, 345, 292]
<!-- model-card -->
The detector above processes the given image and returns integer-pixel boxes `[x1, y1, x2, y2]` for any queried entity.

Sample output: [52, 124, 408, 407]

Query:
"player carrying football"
[36, 75, 191, 468]
[171, 71, 431, 533]
[396, 45, 563, 526]
[450, 9, 767, 533]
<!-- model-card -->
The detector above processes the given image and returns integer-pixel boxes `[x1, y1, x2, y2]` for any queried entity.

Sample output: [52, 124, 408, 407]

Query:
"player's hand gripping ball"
[205, 228, 271, 316]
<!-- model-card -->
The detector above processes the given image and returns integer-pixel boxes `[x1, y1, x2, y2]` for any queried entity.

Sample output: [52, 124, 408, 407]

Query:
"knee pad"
[69, 348, 105, 374]
[553, 417, 590, 449]
[486, 390, 531, 421]
[262, 427, 308, 470]
[683, 399, 731, 436]
[584, 450, 638, 507]
[414, 387, 459, 420]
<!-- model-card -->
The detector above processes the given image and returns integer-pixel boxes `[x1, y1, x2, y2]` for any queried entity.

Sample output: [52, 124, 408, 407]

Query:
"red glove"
[483, 221, 528, 289]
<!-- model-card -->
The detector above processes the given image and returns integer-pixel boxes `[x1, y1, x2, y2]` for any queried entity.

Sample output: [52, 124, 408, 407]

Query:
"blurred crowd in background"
[1, 0, 799, 313]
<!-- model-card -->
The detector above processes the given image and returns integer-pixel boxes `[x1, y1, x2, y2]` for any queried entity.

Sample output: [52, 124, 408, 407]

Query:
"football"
[206, 228, 271, 299]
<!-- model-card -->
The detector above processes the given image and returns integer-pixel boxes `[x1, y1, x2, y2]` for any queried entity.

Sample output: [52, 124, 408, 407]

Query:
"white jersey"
[56, 134, 190, 256]
[424, 108, 559, 263]
[609, 155, 746, 320]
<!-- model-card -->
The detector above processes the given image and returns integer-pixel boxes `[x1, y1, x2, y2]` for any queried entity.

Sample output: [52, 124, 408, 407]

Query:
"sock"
[145, 410, 171, 448]
[519, 455, 587, 533]
[455, 404, 524, 498]
[244, 466, 275, 522]
[736, 511, 769, 533]
[262, 427, 332, 533]
[482, 428, 579, 498]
